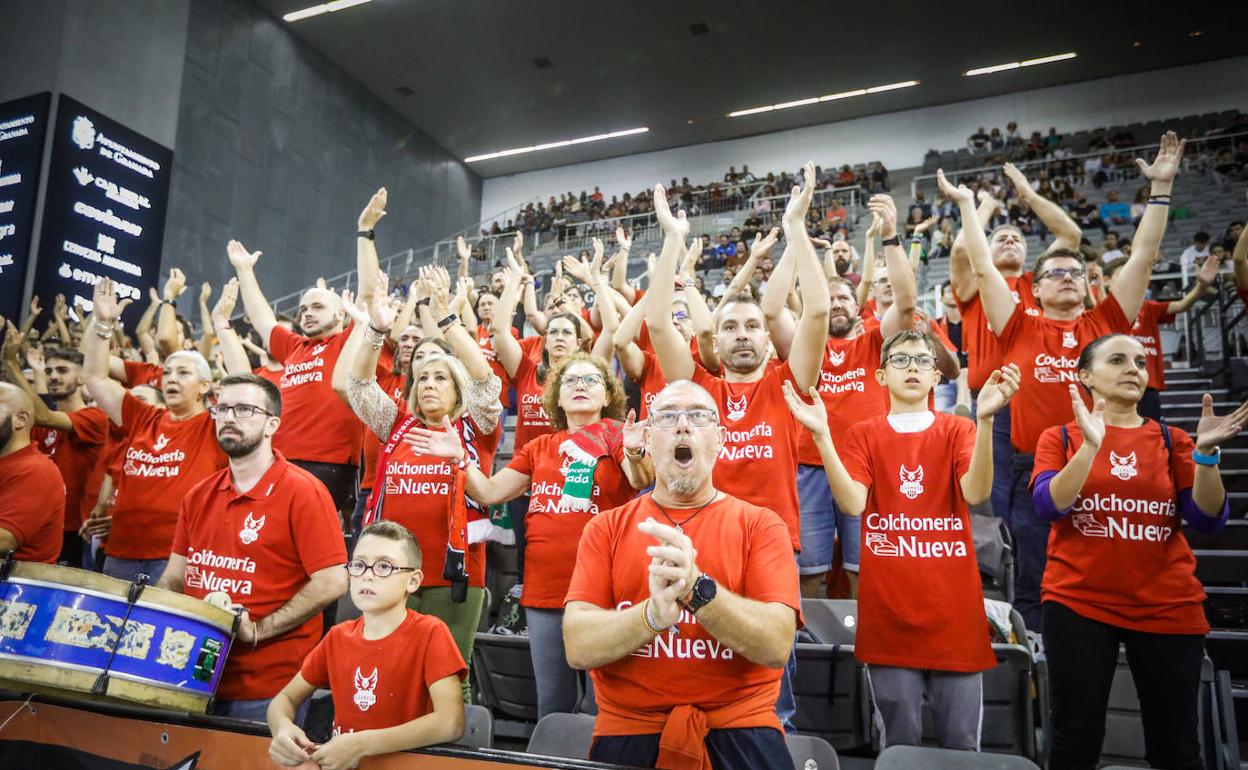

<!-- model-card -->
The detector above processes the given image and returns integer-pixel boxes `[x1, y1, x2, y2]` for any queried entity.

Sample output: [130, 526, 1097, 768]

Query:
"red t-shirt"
[839, 413, 995, 672]
[172, 452, 347, 700]
[636, 351, 670, 420]
[111, 394, 227, 559]
[268, 325, 361, 465]
[123, 360, 163, 388]
[301, 610, 467, 736]
[252, 365, 284, 388]
[565, 494, 801, 736]
[0, 444, 66, 563]
[691, 363, 802, 550]
[996, 294, 1132, 453]
[32, 407, 109, 531]
[798, 330, 888, 467]
[511, 354, 553, 452]
[1130, 300, 1176, 392]
[519, 335, 544, 361]
[955, 273, 1039, 390]
[1031, 421, 1208, 634]
[506, 429, 636, 608]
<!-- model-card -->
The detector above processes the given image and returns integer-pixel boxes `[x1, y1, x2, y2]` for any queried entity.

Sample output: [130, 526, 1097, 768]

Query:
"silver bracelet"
[363, 324, 387, 349]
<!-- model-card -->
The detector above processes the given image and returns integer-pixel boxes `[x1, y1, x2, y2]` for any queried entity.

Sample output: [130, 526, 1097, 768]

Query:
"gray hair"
[164, 350, 212, 381]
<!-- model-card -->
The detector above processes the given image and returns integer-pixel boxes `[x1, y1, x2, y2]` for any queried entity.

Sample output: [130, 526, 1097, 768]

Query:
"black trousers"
[591, 727, 791, 770]
[1043, 601, 1205, 770]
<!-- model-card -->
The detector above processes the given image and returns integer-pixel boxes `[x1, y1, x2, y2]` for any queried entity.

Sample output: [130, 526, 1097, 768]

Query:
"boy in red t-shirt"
[267, 521, 466, 768]
[784, 330, 1020, 751]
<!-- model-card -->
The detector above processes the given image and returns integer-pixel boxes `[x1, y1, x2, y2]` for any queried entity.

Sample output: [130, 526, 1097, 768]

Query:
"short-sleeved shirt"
[635, 351, 670, 420]
[506, 429, 636, 608]
[172, 452, 347, 700]
[1031, 421, 1208, 634]
[1130, 300, 1176, 391]
[123, 360, 163, 388]
[565, 494, 801, 735]
[691, 363, 802, 550]
[32, 407, 108, 532]
[839, 413, 995, 672]
[301, 610, 466, 736]
[955, 273, 1040, 391]
[511, 354, 553, 452]
[479, 323, 520, 409]
[252, 365, 284, 388]
[111, 394, 227, 559]
[996, 294, 1133, 453]
[0, 444, 66, 563]
[799, 331, 888, 467]
[268, 324, 361, 465]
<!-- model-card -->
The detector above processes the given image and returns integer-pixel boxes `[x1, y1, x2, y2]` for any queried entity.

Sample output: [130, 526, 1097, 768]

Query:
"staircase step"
[1187, 519, 1248, 550]
[1195, 550, 1248, 585]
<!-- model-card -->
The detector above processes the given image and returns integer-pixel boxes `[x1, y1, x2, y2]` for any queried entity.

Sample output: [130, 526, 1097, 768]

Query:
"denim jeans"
[103, 557, 168, 585]
[527, 607, 595, 718]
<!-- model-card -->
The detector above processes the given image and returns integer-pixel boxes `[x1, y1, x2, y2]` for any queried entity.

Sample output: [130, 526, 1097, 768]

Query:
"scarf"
[557, 418, 624, 512]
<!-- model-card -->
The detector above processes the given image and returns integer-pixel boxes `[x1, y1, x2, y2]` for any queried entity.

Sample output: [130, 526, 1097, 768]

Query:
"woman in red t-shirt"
[411, 351, 651, 719]
[1030, 333, 1241, 770]
[341, 284, 501, 700]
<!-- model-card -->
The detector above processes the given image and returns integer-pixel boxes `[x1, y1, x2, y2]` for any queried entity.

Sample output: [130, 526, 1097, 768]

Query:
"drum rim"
[3, 576, 234, 632]
[0, 650, 213, 699]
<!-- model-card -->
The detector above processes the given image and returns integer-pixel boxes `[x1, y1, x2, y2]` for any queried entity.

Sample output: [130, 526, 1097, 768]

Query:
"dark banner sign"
[0, 92, 51, 322]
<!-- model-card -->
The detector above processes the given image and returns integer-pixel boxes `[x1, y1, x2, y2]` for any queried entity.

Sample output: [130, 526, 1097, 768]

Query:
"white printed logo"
[310, 343, 328, 356]
[725, 394, 748, 422]
[239, 513, 266, 545]
[72, 116, 96, 150]
[353, 668, 378, 711]
[1071, 512, 1109, 538]
[1109, 451, 1138, 480]
[73, 166, 94, 186]
[43, 432, 57, 447]
[865, 532, 899, 557]
[1062, 331, 1078, 349]
[828, 349, 846, 367]
[184, 564, 203, 589]
[152, 433, 170, 451]
[898, 464, 925, 499]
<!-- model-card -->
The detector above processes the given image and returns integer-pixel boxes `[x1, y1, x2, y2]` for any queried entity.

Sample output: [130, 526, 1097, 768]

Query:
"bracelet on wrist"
[357, 229, 375, 241]
[416, 297, 431, 308]
[641, 599, 671, 635]
[436, 313, 460, 330]
[1193, 446, 1221, 466]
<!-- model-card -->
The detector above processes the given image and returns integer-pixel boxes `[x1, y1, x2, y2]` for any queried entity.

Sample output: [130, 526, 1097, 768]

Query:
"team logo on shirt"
[898, 465, 925, 499]
[1071, 512, 1110, 538]
[1108, 451, 1138, 480]
[828, 349, 847, 367]
[310, 342, 328, 356]
[865, 532, 900, 557]
[353, 667, 378, 711]
[43, 432, 56, 447]
[152, 433, 170, 451]
[1026, 308, 1041, 317]
[725, 394, 748, 421]
[238, 513, 266, 545]
[1061, 331, 1078, 349]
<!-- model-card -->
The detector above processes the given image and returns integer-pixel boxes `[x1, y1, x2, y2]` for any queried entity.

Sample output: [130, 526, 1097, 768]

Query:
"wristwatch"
[357, 229, 375, 241]
[880, 235, 901, 247]
[683, 573, 717, 614]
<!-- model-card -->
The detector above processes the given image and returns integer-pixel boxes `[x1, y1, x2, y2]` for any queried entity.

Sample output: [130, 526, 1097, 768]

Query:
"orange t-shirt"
[1031, 421, 1208, 634]
[301, 610, 467, 736]
[111, 394, 227, 559]
[172, 452, 347, 700]
[506, 429, 637, 608]
[955, 272, 1039, 391]
[268, 325, 362, 465]
[1129, 300, 1176, 392]
[33, 406, 108, 531]
[691, 362, 802, 550]
[565, 494, 801, 736]
[511, 354, 553, 452]
[996, 294, 1133, 453]
[839, 413, 995, 672]
[0, 444, 66, 563]
[798, 330, 888, 466]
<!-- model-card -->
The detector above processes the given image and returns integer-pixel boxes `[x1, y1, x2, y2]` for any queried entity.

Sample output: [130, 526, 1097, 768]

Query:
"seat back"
[918, 643, 1034, 759]
[800, 599, 858, 645]
[457, 704, 493, 749]
[875, 745, 1040, 768]
[792, 643, 871, 750]
[526, 712, 596, 760]
[472, 632, 539, 722]
[786, 733, 840, 770]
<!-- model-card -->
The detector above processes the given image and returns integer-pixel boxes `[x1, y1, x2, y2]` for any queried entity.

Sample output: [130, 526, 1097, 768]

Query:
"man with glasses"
[564, 380, 801, 770]
[939, 130, 1185, 635]
[157, 373, 348, 722]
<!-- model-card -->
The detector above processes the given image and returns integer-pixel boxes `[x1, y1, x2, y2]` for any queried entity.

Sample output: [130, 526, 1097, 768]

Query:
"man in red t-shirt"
[0, 383, 66, 563]
[564, 380, 800, 770]
[157, 373, 348, 721]
[947, 131, 1185, 632]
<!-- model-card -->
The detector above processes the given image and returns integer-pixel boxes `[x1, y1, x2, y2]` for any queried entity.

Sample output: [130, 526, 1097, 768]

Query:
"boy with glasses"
[267, 521, 467, 768]
[783, 331, 1020, 750]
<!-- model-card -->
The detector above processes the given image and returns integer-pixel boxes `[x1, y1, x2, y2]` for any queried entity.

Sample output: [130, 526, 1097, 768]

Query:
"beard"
[723, 346, 762, 373]
[217, 429, 263, 458]
[0, 416, 12, 451]
[835, 259, 851, 275]
[664, 471, 702, 497]
[828, 314, 855, 338]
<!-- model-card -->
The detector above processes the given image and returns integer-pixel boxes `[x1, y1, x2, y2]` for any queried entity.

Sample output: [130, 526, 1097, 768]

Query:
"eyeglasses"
[1039, 267, 1086, 282]
[886, 353, 937, 371]
[208, 403, 273, 420]
[649, 408, 719, 428]
[345, 559, 417, 578]
[872, 275, 891, 285]
[561, 373, 605, 388]
[672, 311, 690, 321]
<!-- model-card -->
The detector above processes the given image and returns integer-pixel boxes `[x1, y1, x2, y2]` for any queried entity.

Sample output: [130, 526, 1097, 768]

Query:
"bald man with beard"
[0, 382, 66, 563]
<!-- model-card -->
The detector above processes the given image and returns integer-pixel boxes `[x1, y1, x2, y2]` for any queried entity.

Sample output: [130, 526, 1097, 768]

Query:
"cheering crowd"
[2, 130, 1247, 770]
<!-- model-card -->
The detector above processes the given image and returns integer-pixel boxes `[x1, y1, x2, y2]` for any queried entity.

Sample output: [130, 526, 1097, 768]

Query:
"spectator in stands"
[1044, 126, 1063, 148]
[837, 165, 856, 186]
[1130, 186, 1149, 225]
[1068, 192, 1103, 232]
[928, 217, 955, 260]
[714, 234, 736, 266]
[870, 162, 890, 192]
[712, 267, 735, 300]
[1221, 220, 1243, 253]
[590, 187, 604, 203]
[1098, 189, 1132, 228]
[989, 127, 1005, 151]
[0, 379, 65, 564]
[1031, 335, 1239, 770]
[1179, 231, 1211, 271]
[968, 127, 991, 153]
[1100, 232, 1123, 261]
[827, 239, 861, 285]
[1005, 121, 1023, 146]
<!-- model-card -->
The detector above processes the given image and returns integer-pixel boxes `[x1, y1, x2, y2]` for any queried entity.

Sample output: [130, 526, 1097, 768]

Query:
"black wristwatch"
[357, 229, 375, 241]
[880, 235, 901, 247]
[683, 573, 717, 614]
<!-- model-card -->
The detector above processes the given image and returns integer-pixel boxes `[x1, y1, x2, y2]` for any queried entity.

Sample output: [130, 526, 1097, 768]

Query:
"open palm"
[1195, 394, 1248, 452]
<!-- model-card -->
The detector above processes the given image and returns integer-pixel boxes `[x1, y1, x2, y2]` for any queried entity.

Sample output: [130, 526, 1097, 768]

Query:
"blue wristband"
[1193, 447, 1220, 466]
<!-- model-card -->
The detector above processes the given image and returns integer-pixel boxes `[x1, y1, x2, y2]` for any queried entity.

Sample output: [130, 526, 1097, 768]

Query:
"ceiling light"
[728, 80, 919, 118]
[865, 80, 920, 93]
[464, 127, 649, 163]
[283, 0, 371, 23]
[965, 52, 1076, 76]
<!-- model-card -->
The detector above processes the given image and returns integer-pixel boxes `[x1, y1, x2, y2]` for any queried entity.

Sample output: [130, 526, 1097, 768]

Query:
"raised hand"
[53, 293, 68, 318]
[405, 415, 466, 460]
[1001, 162, 1033, 199]
[29, 296, 41, 318]
[782, 161, 816, 228]
[914, 215, 940, 235]
[162, 268, 187, 302]
[92, 278, 125, 324]
[680, 236, 702, 276]
[1068, 384, 1106, 450]
[1197, 252, 1222, 285]
[782, 380, 830, 438]
[1, 321, 21, 362]
[358, 187, 387, 230]
[867, 194, 899, 240]
[1195, 393, 1248, 453]
[615, 226, 632, 250]
[456, 234, 471, 261]
[622, 409, 646, 453]
[936, 169, 975, 207]
[368, 290, 403, 332]
[339, 288, 368, 327]
[653, 184, 690, 239]
[751, 226, 781, 259]
[211, 278, 239, 322]
[226, 239, 261, 271]
[25, 344, 44, 372]
[975, 364, 1021, 419]
[1135, 131, 1186, 184]
[866, 212, 881, 239]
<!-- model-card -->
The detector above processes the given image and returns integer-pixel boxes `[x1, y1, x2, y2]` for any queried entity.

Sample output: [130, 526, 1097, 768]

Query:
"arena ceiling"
[252, 0, 1247, 178]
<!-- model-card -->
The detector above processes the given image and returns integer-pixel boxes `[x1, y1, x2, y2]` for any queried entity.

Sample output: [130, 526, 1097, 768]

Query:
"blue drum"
[0, 561, 236, 713]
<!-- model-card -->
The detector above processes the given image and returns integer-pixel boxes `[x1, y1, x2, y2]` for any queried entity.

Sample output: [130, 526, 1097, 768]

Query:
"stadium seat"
[792, 642, 872, 750]
[456, 704, 494, 749]
[785, 733, 840, 769]
[472, 632, 539, 723]
[919, 643, 1036, 760]
[526, 712, 595, 760]
[800, 598, 858, 644]
[874, 744, 1040, 768]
